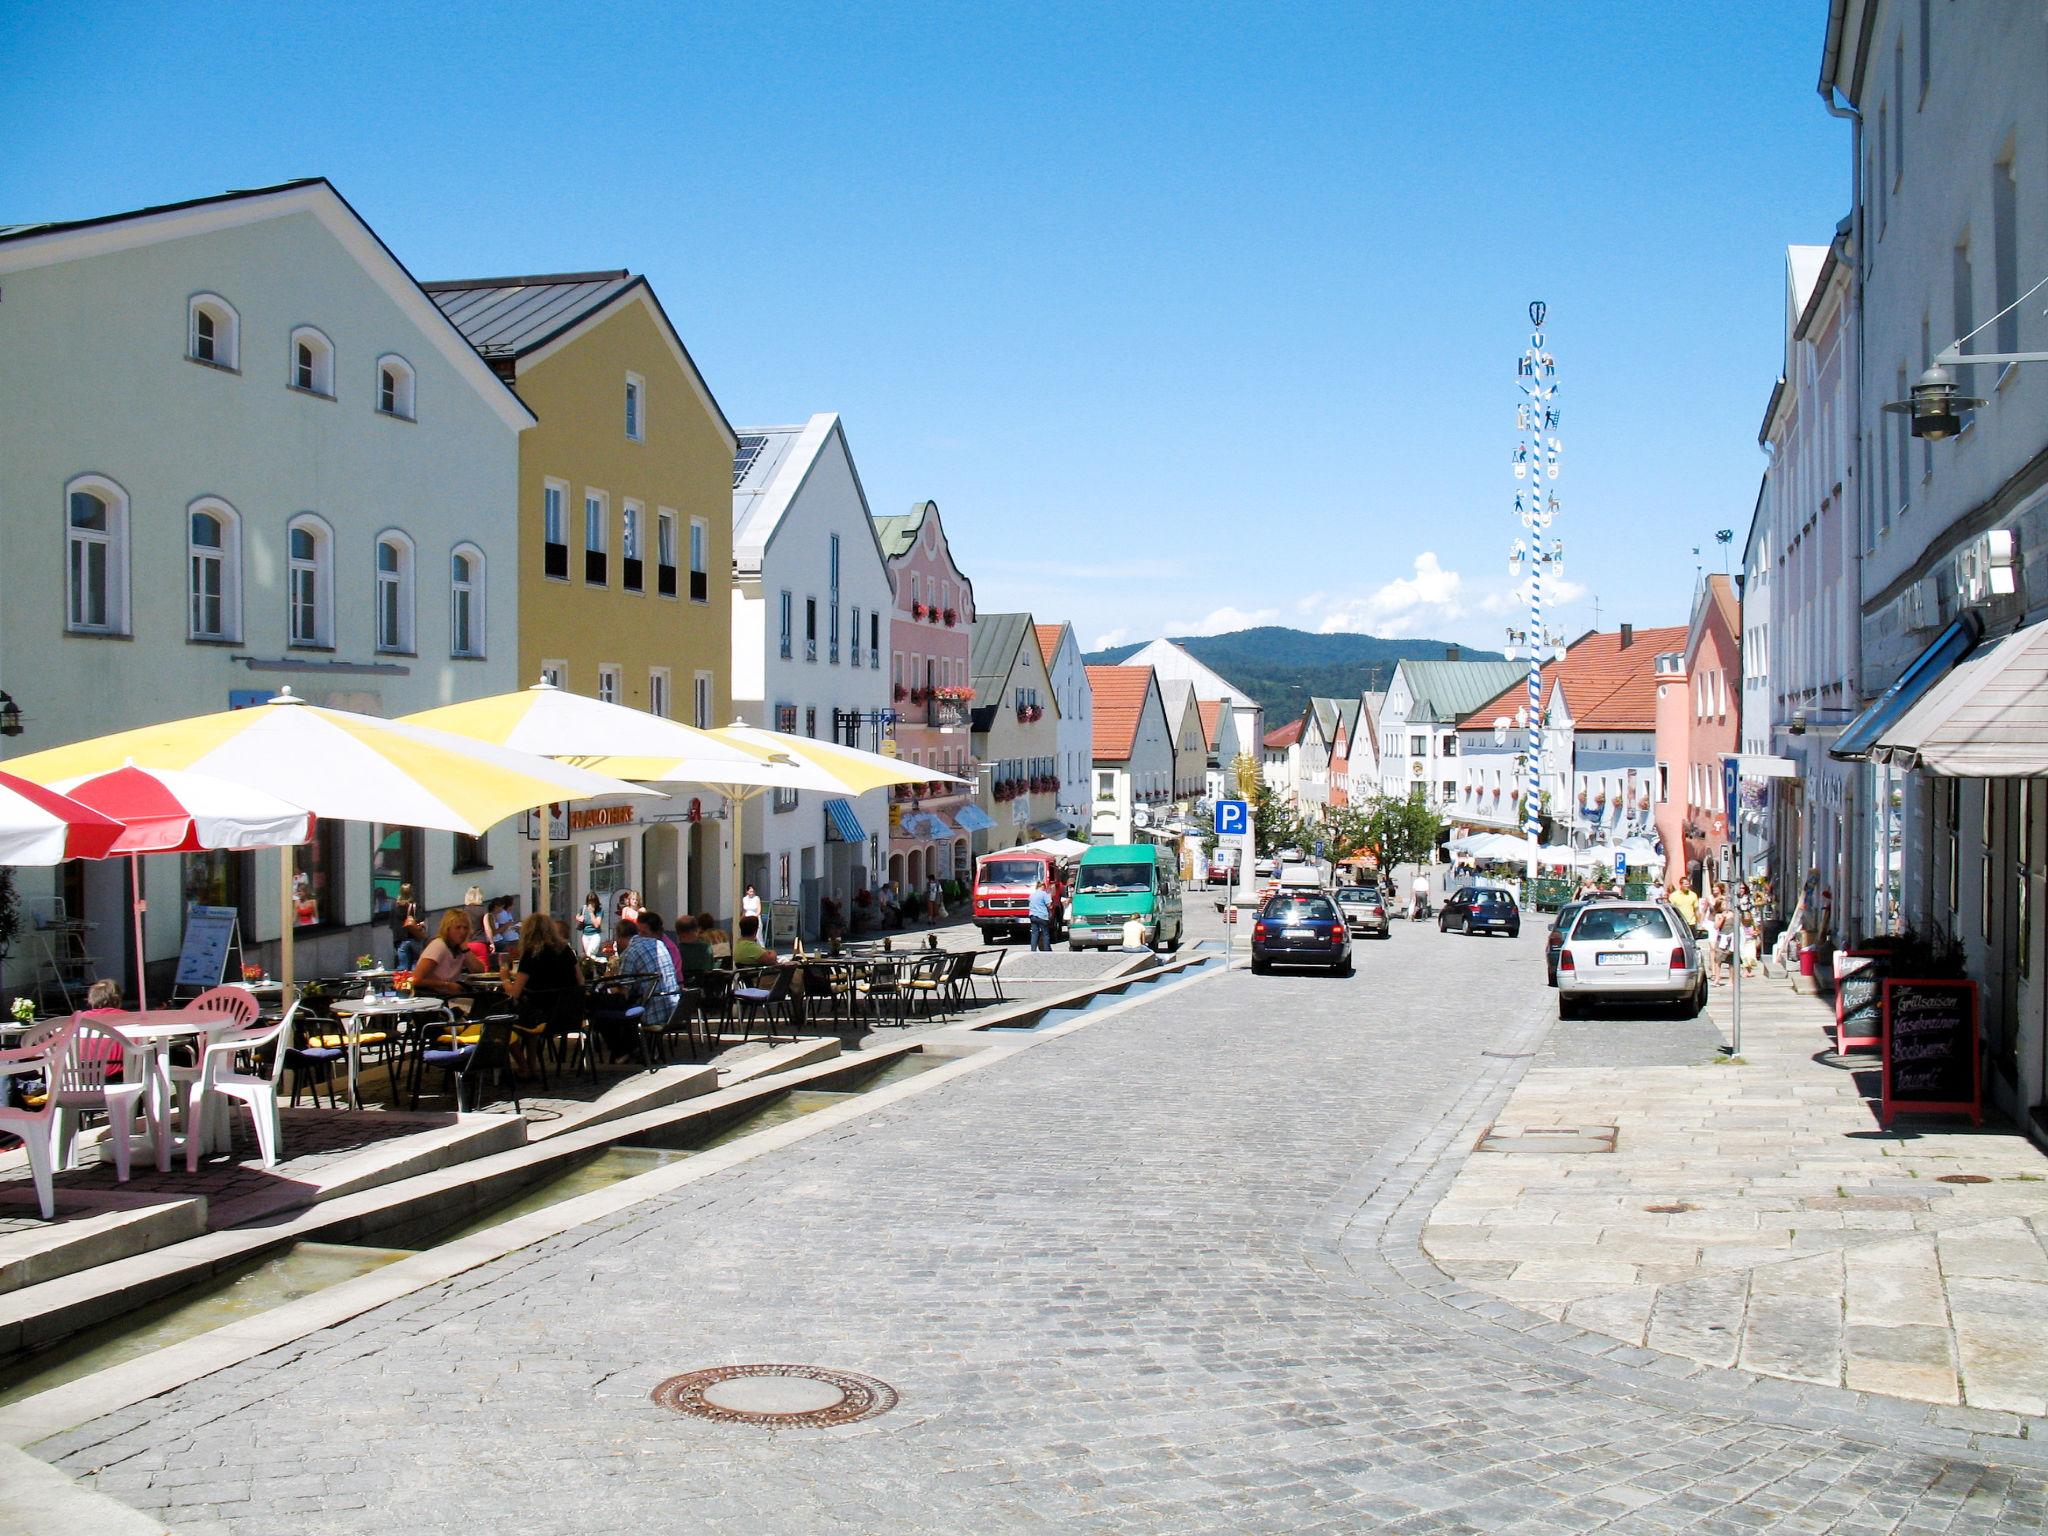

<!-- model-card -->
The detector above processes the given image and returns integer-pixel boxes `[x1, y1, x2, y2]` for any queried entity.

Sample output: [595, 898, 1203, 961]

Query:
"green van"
[1069, 843, 1184, 952]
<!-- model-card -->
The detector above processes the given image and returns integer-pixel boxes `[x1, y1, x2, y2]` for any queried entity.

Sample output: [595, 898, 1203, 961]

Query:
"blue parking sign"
[1215, 799, 1249, 837]
[1615, 852, 1628, 876]
[1722, 757, 1739, 826]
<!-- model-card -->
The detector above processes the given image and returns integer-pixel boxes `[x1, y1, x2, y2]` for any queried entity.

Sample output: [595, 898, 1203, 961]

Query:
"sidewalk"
[1423, 969, 2048, 1418]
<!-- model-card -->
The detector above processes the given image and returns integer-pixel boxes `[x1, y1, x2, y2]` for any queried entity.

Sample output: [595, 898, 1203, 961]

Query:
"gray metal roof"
[1400, 661, 1529, 724]
[872, 502, 934, 561]
[972, 612, 1034, 694]
[422, 271, 637, 358]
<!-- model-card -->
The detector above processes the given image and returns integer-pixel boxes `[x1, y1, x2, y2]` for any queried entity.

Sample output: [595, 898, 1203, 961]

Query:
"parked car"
[1250, 891, 1353, 976]
[1276, 861, 1324, 892]
[1555, 901, 1705, 1017]
[1333, 884, 1390, 938]
[1439, 886, 1521, 937]
[1252, 857, 1276, 879]
[1545, 895, 1619, 984]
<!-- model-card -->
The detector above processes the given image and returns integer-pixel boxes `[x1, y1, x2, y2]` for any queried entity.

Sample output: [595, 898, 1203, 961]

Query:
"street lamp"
[1882, 365, 1985, 441]
[0, 692, 21, 738]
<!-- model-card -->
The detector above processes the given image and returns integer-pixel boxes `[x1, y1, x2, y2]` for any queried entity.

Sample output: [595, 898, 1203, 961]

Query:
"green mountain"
[1083, 626, 1502, 725]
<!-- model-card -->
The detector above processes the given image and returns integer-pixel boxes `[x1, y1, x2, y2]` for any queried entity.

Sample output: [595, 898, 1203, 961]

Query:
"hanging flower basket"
[943, 608, 957, 626]
[912, 602, 927, 620]
[933, 684, 974, 702]
[893, 684, 908, 702]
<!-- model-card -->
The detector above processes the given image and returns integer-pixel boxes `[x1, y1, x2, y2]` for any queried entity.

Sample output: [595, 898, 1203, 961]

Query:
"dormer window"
[289, 327, 334, 397]
[375, 355, 416, 420]
[188, 294, 239, 369]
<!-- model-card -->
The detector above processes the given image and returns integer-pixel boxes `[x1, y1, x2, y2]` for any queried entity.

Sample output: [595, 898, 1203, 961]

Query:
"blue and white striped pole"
[1511, 303, 1562, 886]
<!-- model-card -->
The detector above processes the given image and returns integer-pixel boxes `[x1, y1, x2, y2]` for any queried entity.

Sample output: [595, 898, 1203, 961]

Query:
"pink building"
[1672, 574, 1741, 891]
[873, 501, 978, 890]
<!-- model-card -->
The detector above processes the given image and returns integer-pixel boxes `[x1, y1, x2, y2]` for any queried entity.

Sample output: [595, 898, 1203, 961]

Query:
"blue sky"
[2, 1, 1846, 653]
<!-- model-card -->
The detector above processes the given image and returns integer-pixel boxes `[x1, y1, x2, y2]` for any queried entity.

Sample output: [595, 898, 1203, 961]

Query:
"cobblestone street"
[31, 924, 2048, 1533]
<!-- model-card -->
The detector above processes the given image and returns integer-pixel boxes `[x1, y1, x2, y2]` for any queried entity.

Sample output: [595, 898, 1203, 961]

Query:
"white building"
[1261, 718, 1303, 802]
[730, 413, 894, 938]
[1120, 638, 1264, 780]
[1088, 665, 1174, 843]
[1034, 622, 1094, 832]
[0, 179, 530, 995]
[1377, 659, 1526, 810]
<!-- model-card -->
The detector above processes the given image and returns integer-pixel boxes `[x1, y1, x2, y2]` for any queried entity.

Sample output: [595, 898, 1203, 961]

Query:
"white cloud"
[1090, 627, 1131, 650]
[1479, 574, 1588, 615]
[1164, 605, 1280, 637]
[1310, 552, 1466, 637]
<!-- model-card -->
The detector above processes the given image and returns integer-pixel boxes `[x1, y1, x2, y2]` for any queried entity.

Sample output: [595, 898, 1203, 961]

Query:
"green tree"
[1357, 790, 1444, 874]
[1314, 804, 1378, 868]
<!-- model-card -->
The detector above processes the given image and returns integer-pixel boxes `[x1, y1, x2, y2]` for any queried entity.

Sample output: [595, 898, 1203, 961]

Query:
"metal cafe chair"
[733, 966, 795, 1043]
[968, 947, 1007, 1002]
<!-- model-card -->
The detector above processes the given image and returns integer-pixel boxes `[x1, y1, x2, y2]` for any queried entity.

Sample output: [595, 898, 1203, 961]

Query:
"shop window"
[292, 819, 342, 929]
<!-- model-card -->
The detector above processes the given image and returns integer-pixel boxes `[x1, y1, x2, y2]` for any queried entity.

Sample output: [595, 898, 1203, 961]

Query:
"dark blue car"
[1251, 892, 1354, 976]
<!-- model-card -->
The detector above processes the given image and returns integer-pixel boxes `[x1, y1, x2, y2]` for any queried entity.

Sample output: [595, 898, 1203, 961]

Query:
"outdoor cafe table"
[327, 995, 447, 1109]
[70, 1009, 243, 1171]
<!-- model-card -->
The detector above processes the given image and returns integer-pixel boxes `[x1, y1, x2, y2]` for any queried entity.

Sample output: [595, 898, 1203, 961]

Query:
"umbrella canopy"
[402, 680, 785, 783]
[54, 764, 313, 854]
[6, 688, 646, 836]
[1014, 836, 1089, 859]
[0, 770, 123, 865]
[709, 724, 967, 794]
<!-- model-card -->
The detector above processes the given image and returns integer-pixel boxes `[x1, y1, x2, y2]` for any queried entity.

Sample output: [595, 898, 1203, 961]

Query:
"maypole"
[1510, 302, 1564, 886]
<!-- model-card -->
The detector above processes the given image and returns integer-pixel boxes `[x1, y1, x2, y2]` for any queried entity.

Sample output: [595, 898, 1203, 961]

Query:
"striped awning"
[1831, 614, 1981, 762]
[955, 803, 997, 832]
[822, 798, 867, 843]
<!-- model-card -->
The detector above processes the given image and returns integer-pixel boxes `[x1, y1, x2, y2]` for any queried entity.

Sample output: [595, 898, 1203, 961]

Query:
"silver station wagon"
[1555, 901, 1705, 1018]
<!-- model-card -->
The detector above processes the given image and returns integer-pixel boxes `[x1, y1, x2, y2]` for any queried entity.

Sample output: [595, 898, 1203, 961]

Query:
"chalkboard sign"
[1835, 950, 1888, 1052]
[175, 904, 242, 989]
[768, 898, 800, 946]
[1881, 977, 1981, 1127]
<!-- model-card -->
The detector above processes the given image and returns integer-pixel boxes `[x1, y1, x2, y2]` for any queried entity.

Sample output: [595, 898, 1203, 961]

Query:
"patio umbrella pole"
[279, 844, 295, 1000]
[129, 852, 148, 1011]
[540, 810, 551, 923]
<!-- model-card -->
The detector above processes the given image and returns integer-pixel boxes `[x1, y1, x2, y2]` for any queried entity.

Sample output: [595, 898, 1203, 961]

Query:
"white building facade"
[0, 180, 530, 995]
[1035, 622, 1095, 833]
[730, 414, 895, 939]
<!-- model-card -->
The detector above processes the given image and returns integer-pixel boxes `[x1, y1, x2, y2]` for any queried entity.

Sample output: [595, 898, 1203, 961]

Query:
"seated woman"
[673, 917, 717, 978]
[414, 910, 484, 999]
[503, 912, 580, 1075]
[696, 911, 731, 961]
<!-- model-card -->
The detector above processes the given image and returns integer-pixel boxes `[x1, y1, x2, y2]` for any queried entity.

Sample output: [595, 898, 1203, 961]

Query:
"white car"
[1555, 901, 1705, 1018]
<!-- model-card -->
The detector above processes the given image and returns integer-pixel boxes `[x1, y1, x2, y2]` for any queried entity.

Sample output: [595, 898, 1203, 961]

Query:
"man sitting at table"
[610, 917, 681, 1033]
[637, 911, 686, 986]
[414, 911, 484, 998]
[673, 916, 717, 978]
[732, 914, 778, 967]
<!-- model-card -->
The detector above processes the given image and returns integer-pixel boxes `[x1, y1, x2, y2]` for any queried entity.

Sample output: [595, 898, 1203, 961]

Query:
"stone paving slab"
[1424, 971, 2048, 1420]
[21, 919, 2048, 1531]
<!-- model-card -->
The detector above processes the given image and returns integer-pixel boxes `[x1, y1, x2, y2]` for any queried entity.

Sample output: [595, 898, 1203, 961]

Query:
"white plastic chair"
[184, 1004, 295, 1172]
[49, 1016, 154, 1181]
[0, 1044, 60, 1218]
[171, 987, 262, 1154]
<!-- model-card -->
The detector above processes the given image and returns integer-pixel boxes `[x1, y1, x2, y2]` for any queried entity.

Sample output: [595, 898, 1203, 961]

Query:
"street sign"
[1214, 799, 1250, 837]
[1721, 757, 1739, 826]
[1614, 852, 1628, 876]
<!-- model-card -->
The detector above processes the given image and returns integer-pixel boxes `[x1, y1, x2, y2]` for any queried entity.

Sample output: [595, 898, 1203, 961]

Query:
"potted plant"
[912, 601, 927, 620]
[943, 607, 957, 626]
[893, 684, 908, 702]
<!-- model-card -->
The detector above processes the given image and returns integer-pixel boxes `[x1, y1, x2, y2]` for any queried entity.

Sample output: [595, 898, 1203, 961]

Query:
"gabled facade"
[1162, 681, 1208, 802]
[1120, 638, 1264, 783]
[874, 500, 976, 887]
[1681, 576, 1742, 885]
[0, 178, 530, 991]
[970, 613, 1062, 854]
[427, 267, 735, 924]
[730, 414, 894, 935]
[1378, 660, 1527, 809]
[1262, 718, 1304, 800]
[1035, 622, 1094, 831]
[1198, 699, 1243, 803]
[1088, 665, 1173, 844]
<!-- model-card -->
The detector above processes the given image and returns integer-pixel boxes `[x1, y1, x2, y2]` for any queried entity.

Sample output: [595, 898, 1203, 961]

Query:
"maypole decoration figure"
[1508, 301, 1564, 883]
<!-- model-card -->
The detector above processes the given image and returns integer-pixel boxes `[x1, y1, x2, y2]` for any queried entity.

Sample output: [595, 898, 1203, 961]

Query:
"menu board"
[175, 904, 241, 989]
[1834, 951, 1889, 1052]
[1880, 978, 1981, 1127]
[769, 899, 801, 946]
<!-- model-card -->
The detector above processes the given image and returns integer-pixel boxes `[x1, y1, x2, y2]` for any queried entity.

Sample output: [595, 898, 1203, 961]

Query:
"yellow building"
[428, 270, 735, 921]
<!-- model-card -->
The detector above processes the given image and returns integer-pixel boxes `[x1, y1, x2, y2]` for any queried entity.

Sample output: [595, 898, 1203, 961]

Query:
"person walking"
[1409, 868, 1430, 922]
[1028, 877, 1053, 952]
[575, 893, 605, 961]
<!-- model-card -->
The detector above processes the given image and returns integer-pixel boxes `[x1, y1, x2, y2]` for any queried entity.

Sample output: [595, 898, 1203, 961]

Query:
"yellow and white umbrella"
[402, 680, 798, 913]
[8, 688, 650, 987]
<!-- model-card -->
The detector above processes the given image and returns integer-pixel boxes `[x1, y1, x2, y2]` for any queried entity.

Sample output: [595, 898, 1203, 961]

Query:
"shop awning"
[955, 803, 997, 832]
[1867, 618, 2048, 775]
[901, 810, 958, 839]
[1831, 614, 1981, 761]
[1031, 818, 1069, 838]
[822, 798, 867, 843]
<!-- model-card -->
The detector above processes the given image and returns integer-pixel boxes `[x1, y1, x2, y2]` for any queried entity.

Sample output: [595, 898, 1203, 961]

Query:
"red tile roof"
[1087, 665, 1157, 761]
[1263, 718, 1304, 750]
[1033, 622, 1066, 670]
[1460, 626, 1688, 734]
[1196, 699, 1224, 750]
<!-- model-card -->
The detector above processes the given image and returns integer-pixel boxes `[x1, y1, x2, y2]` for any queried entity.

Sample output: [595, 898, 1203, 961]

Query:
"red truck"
[973, 849, 1071, 944]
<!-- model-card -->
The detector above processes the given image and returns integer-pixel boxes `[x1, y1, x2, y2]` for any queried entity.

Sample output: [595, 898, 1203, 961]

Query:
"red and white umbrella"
[0, 770, 123, 865]
[53, 765, 313, 1008]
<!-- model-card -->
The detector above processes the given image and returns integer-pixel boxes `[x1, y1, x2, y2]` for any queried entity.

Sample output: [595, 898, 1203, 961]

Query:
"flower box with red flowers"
[942, 608, 957, 626]
[912, 602, 927, 620]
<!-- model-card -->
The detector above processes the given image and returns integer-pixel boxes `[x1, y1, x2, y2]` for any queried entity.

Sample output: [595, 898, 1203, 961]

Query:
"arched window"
[450, 543, 485, 658]
[374, 531, 415, 653]
[287, 514, 333, 647]
[187, 497, 242, 642]
[64, 474, 130, 635]
[375, 354, 415, 420]
[289, 327, 334, 397]
[188, 293, 239, 369]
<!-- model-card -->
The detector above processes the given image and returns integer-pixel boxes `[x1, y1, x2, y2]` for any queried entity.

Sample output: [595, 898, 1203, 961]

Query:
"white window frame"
[288, 326, 335, 397]
[624, 372, 645, 441]
[286, 512, 334, 648]
[540, 658, 567, 688]
[187, 292, 239, 370]
[694, 670, 714, 729]
[186, 495, 242, 642]
[688, 516, 709, 603]
[621, 498, 644, 592]
[375, 354, 416, 420]
[64, 473, 130, 636]
[597, 664, 622, 705]
[450, 542, 485, 658]
[583, 489, 608, 587]
[657, 509, 679, 598]
[779, 590, 794, 659]
[542, 478, 569, 580]
[373, 530, 416, 654]
[648, 666, 671, 719]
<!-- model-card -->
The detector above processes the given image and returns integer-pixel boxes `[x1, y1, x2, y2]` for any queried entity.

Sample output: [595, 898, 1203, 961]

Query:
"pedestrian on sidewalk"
[1028, 877, 1053, 952]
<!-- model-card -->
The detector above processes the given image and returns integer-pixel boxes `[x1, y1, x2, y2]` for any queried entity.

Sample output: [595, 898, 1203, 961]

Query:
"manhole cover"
[1937, 1174, 1992, 1185]
[651, 1365, 897, 1428]
[1477, 1124, 1617, 1155]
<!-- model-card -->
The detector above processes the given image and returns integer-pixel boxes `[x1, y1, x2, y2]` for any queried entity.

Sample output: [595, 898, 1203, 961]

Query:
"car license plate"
[1596, 952, 1646, 966]
[1283, 928, 1313, 940]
